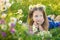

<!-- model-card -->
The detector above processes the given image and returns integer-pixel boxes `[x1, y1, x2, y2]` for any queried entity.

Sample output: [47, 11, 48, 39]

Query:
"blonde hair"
[27, 5, 49, 31]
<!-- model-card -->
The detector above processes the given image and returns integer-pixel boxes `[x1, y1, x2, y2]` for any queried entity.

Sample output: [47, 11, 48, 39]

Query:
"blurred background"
[0, 0, 60, 40]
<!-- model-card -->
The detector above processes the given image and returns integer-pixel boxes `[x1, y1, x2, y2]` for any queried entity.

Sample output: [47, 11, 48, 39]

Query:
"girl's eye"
[35, 15, 38, 17]
[35, 15, 43, 18]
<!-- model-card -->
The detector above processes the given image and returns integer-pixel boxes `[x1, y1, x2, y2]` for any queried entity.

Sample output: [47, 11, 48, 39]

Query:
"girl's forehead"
[33, 10, 43, 15]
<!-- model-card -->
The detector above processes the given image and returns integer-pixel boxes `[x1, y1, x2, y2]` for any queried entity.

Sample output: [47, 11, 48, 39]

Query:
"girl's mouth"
[36, 21, 41, 25]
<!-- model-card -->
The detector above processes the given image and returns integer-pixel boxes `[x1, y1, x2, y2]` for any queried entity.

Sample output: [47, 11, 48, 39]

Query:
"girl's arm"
[39, 26, 44, 31]
[28, 26, 34, 34]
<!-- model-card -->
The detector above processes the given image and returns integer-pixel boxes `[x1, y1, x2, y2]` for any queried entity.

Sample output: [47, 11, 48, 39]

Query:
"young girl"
[27, 4, 49, 34]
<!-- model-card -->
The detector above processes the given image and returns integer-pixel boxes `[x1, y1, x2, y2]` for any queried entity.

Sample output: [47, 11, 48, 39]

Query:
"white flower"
[29, 5, 33, 10]
[0, 5, 7, 12]
[6, 3, 12, 8]
[42, 31, 52, 38]
[1, 13, 7, 19]
[40, 31, 44, 35]
[37, 31, 52, 38]
[0, 0, 11, 11]
[29, 4, 46, 11]
[40, 5, 46, 11]
[41, 31, 50, 35]
[18, 20, 22, 24]
[17, 9, 23, 14]
[10, 17, 17, 23]
[37, 31, 44, 37]
[1, 25, 7, 30]
[32, 25, 37, 33]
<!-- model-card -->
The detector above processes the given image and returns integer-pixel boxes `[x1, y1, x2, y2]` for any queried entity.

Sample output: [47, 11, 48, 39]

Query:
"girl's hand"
[36, 22, 44, 31]
[33, 22, 39, 28]
[39, 26, 44, 31]
[33, 22, 44, 31]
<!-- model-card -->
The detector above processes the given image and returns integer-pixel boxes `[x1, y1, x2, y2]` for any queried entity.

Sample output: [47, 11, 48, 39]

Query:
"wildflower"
[10, 28, 16, 34]
[17, 9, 23, 14]
[1, 32, 6, 37]
[1, 13, 7, 19]
[6, 2, 12, 8]
[0, 19, 5, 24]
[10, 17, 17, 23]
[18, 20, 22, 24]
[1, 24, 7, 30]
[29, 4, 46, 11]
[8, 22, 16, 27]
[32, 25, 37, 33]
[29, 5, 33, 10]
[37, 31, 52, 38]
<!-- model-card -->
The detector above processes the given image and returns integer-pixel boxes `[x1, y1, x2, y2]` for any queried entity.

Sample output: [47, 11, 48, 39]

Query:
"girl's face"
[33, 10, 44, 25]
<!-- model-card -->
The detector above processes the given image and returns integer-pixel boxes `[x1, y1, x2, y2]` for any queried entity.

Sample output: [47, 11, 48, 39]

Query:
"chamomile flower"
[1, 13, 7, 19]
[29, 5, 33, 10]
[18, 20, 22, 24]
[39, 5, 46, 11]
[6, 0, 13, 8]
[39, 31, 44, 36]
[32, 25, 37, 33]
[29, 4, 46, 11]
[17, 9, 23, 14]
[6, 2, 12, 8]
[1, 24, 7, 30]
[10, 17, 17, 23]
[37, 31, 52, 38]
[0, 5, 7, 12]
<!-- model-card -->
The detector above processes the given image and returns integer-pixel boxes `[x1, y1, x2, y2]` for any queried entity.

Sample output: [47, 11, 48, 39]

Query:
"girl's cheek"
[41, 18, 44, 23]
[33, 17, 38, 21]
[40, 18, 44, 23]
[39, 17, 44, 21]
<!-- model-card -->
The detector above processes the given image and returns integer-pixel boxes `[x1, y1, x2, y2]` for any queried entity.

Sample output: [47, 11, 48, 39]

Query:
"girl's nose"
[37, 17, 40, 20]
[37, 19, 40, 21]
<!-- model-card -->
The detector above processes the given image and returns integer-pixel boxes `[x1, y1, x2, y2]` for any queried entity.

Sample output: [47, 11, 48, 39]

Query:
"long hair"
[27, 6, 49, 31]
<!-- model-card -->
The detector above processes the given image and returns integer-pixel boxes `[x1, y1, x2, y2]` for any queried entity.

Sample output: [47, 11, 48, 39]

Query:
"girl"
[27, 4, 49, 34]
